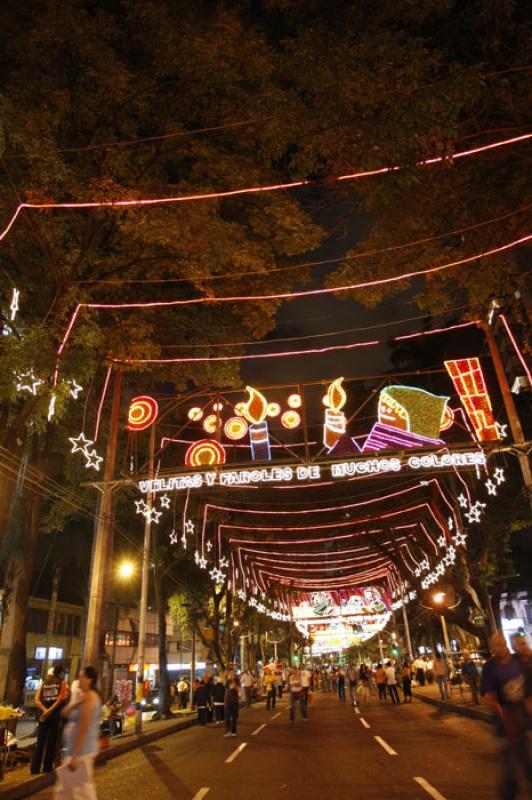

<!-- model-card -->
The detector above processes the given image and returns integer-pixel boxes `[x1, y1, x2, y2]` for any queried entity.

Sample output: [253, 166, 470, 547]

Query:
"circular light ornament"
[188, 406, 203, 422]
[185, 439, 226, 467]
[322, 394, 330, 407]
[440, 405, 455, 432]
[224, 416, 249, 441]
[203, 414, 218, 434]
[287, 393, 302, 409]
[267, 402, 281, 418]
[213, 402, 224, 412]
[127, 396, 158, 431]
[234, 402, 247, 417]
[281, 410, 301, 429]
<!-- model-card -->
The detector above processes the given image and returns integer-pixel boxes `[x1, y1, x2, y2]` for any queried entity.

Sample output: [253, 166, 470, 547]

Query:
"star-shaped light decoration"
[206, 541, 213, 552]
[159, 494, 171, 509]
[494, 467, 506, 486]
[184, 519, 195, 535]
[435, 563, 445, 577]
[84, 448, 103, 471]
[146, 508, 162, 525]
[68, 380, 83, 399]
[447, 517, 454, 531]
[237, 590, 247, 601]
[495, 422, 508, 439]
[69, 433, 93, 454]
[414, 566, 422, 578]
[421, 577, 429, 590]
[47, 394, 57, 421]
[181, 533, 187, 549]
[465, 501, 485, 524]
[257, 603, 266, 614]
[198, 556, 208, 570]
[9, 288, 20, 321]
[485, 479, 497, 496]
[15, 369, 43, 395]
[444, 546, 457, 566]
[135, 499, 148, 516]
[169, 530, 178, 545]
[453, 531, 467, 547]
[194, 551, 200, 564]
[249, 597, 258, 608]
[209, 567, 226, 583]
[458, 494, 469, 509]
[219, 556, 229, 569]
[437, 535, 446, 549]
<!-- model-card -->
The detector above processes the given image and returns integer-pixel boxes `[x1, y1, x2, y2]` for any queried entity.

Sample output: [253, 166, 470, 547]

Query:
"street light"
[432, 592, 451, 654]
[108, 559, 136, 696]
[117, 560, 135, 580]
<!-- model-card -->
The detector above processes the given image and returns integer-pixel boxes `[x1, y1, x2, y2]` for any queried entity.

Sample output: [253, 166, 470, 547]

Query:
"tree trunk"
[152, 563, 172, 718]
[0, 436, 45, 704]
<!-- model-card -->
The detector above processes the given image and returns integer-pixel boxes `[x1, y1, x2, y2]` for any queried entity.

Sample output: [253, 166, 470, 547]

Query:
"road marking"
[272, 712, 281, 720]
[192, 790, 210, 800]
[359, 717, 371, 729]
[225, 743, 247, 764]
[354, 706, 360, 715]
[374, 735, 397, 755]
[414, 777, 447, 800]
[252, 724, 266, 736]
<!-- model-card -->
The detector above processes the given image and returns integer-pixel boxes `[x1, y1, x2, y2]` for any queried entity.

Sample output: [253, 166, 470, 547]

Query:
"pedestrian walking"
[401, 662, 412, 703]
[241, 670, 253, 708]
[212, 677, 226, 723]
[481, 631, 531, 800]
[337, 667, 346, 702]
[54, 666, 102, 800]
[193, 679, 211, 726]
[358, 664, 370, 703]
[384, 662, 400, 704]
[434, 653, 449, 701]
[346, 663, 358, 703]
[461, 653, 479, 704]
[413, 656, 426, 687]
[375, 663, 387, 702]
[289, 669, 308, 722]
[177, 677, 189, 709]
[224, 677, 240, 737]
[300, 665, 312, 709]
[31, 665, 68, 774]
[264, 669, 277, 711]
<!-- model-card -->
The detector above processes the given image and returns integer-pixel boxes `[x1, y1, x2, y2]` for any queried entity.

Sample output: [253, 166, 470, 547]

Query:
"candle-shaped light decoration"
[323, 377, 347, 451]
[242, 386, 271, 461]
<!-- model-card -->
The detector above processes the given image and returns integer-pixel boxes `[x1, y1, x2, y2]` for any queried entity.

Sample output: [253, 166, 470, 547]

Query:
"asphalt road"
[32, 692, 501, 800]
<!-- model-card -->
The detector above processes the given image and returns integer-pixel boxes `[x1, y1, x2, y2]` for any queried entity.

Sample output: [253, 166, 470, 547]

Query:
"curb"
[1, 716, 197, 800]
[412, 691, 491, 723]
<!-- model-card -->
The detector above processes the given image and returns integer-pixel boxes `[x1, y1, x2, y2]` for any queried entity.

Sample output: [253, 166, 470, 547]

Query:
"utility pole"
[481, 321, 532, 500]
[189, 624, 196, 709]
[83, 369, 122, 670]
[135, 423, 155, 735]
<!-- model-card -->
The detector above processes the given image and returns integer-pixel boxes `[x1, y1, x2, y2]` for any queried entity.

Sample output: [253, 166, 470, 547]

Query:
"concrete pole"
[83, 370, 122, 669]
[440, 614, 451, 654]
[402, 603, 413, 660]
[135, 424, 155, 735]
[189, 626, 196, 709]
[481, 321, 532, 500]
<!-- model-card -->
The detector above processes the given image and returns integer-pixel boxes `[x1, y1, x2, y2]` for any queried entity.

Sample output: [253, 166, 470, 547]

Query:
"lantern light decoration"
[188, 407, 203, 421]
[242, 386, 271, 461]
[224, 416, 249, 441]
[323, 378, 347, 451]
[127, 396, 158, 431]
[281, 410, 301, 429]
[444, 358, 500, 442]
[267, 402, 281, 417]
[185, 439, 226, 467]
[203, 414, 218, 434]
[288, 393, 302, 409]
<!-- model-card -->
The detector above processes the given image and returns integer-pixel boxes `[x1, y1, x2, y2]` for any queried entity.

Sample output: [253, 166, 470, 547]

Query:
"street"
[31, 694, 498, 800]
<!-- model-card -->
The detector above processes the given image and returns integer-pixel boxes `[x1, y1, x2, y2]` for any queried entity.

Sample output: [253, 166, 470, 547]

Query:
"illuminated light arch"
[127, 396, 158, 431]
[185, 439, 226, 467]
[281, 410, 301, 429]
[224, 416, 249, 441]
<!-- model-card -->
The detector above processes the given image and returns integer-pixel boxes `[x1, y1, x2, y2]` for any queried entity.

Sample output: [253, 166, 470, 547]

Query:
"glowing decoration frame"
[127, 396, 159, 431]
[185, 439, 226, 467]
[444, 358, 500, 442]
[224, 416, 249, 441]
[242, 386, 271, 461]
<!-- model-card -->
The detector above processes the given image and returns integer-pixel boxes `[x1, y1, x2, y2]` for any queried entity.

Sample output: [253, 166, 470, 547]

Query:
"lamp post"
[432, 593, 451, 654]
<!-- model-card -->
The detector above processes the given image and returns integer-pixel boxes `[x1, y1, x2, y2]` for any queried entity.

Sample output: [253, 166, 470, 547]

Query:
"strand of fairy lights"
[2, 132, 530, 246]
[58, 236, 529, 363]
[114, 320, 480, 365]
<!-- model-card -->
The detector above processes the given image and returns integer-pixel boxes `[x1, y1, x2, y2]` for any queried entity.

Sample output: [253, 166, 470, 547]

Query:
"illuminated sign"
[444, 358, 500, 442]
[138, 450, 486, 494]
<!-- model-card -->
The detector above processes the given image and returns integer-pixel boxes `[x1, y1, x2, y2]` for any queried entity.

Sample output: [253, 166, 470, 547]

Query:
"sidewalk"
[412, 682, 491, 723]
[1, 710, 196, 800]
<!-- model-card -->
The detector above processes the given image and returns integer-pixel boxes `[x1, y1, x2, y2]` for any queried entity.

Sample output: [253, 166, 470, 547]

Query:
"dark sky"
[242, 196, 422, 387]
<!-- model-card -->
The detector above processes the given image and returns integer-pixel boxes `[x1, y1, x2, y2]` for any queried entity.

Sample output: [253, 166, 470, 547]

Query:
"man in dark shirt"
[31, 665, 67, 774]
[481, 632, 531, 799]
